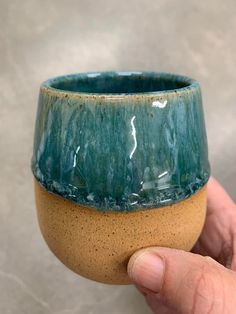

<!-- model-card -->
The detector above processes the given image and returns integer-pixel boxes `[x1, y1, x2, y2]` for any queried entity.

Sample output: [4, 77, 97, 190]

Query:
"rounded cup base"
[35, 179, 207, 284]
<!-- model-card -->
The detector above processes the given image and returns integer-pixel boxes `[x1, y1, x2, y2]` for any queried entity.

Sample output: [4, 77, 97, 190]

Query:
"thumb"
[127, 247, 236, 314]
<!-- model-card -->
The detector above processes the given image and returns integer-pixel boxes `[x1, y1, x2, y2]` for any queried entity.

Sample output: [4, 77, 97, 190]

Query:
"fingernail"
[128, 251, 164, 293]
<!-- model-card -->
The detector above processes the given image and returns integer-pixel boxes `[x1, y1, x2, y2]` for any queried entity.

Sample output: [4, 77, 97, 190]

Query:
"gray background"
[0, 0, 235, 313]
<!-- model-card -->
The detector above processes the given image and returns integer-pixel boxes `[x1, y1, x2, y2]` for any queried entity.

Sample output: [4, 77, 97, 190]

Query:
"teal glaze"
[31, 71, 210, 211]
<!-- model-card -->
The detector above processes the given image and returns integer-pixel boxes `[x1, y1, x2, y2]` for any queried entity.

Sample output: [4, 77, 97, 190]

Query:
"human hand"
[127, 177, 236, 313]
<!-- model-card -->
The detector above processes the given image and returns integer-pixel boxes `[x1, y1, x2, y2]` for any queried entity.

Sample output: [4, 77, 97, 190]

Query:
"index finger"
[207, 177, 235, 216]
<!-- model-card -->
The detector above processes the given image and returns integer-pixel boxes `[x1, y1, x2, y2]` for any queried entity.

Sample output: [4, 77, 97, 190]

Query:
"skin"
[127, 177, 236, 314]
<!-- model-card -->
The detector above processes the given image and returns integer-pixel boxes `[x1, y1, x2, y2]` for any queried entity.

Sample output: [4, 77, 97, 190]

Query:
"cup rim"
[41, 71, 200, 99]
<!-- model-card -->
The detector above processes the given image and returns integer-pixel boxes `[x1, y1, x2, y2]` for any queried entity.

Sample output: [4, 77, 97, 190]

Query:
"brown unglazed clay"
[35, 179, 207, 284]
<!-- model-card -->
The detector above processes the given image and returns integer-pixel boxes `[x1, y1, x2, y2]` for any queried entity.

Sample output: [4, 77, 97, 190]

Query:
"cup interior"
[46, 72, 194, 94]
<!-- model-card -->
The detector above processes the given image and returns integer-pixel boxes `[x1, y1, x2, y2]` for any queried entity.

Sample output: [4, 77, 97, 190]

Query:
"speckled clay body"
[32, 71, 210, 284]
[35, 180, 207, 284]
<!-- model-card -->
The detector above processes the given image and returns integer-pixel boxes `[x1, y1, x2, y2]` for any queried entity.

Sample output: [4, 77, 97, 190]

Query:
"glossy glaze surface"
[32, 71, 210, 211]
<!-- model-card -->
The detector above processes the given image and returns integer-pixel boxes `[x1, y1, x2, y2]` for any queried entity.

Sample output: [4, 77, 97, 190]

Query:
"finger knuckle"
[187, 264, 216, 314]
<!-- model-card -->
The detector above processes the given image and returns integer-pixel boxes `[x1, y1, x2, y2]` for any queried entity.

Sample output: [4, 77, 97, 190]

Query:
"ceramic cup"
[32, 71, 210, 284]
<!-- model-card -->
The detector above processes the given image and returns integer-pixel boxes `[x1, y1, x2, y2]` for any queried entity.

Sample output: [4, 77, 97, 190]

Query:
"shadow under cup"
[32, 71, 210, 284]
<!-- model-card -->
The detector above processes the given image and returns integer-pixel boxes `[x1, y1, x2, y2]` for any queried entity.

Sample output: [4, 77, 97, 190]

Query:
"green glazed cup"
[32, 71, 210, 284]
